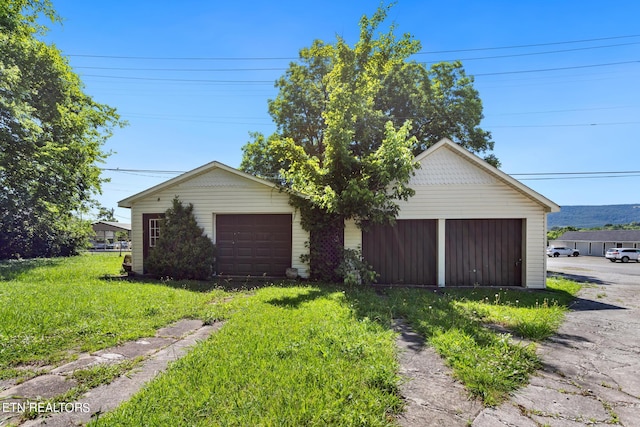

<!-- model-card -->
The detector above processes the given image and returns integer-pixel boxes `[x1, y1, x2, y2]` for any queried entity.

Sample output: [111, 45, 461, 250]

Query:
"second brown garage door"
[362, 220, 437, 285]
[216, 214, 292, 277]
[446, 219, 523, 286]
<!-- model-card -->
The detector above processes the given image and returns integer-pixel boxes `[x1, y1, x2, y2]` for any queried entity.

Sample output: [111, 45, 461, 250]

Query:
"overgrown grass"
[3, 254, 582, 421]
[92, 286, 403, 426]
[0, 253, 228, 381]
[375, 277, 581, 406]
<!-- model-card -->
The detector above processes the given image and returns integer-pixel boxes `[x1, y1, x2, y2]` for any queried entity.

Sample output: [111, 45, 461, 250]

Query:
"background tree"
[145, 198, 216, 281]
[97, 206, 117, 222]
[547, 226, 579, 243]
[240, 6, 495, 281]
[0, 0, 124, 259]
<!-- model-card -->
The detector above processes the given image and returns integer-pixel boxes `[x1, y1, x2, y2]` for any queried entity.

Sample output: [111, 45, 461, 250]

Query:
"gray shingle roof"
[559, 230, 640, 242]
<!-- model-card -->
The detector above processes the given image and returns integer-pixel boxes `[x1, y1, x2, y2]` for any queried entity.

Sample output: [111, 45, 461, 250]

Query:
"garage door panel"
[218, 247, 234, 257]
[216, 214, 292, 276]
[363, 220, 437, 285]
[236, 248, 253, 257]
[446, 219, 522, 286]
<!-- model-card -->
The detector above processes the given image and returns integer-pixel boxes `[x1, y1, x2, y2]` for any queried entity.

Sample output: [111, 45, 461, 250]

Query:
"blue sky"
[42, 0, 640, 222]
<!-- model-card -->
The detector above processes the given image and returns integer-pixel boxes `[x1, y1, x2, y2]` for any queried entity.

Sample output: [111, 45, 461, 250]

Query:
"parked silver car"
[546, 246, 580, 257]
[605, 248, 640, 263]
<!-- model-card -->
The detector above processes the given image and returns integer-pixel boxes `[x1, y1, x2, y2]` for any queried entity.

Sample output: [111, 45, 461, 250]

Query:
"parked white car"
[546, 246, 580, 257]
[605, 248, 640, 263]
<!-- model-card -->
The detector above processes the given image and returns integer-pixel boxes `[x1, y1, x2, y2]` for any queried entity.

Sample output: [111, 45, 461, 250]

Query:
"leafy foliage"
[547, 226, 579, 242]
[239, 5, 494, 281]
[335, 247, 378, 286]
[145, 198, 216, 280]
[241, 9, 499, 182]
[0, 0, 124, 259]
[265, 8, 421, 224]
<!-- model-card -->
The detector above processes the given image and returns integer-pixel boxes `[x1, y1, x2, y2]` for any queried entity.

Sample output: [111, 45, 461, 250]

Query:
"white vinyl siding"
[343, 219, 361, 251]
[128, 168, 309, 277]
[122, 140, 554, 288]
[346, 144, 553, 288]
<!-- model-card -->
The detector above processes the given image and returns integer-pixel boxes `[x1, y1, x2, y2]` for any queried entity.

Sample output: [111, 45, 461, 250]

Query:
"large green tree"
[241, 10, 496, 181]
[0, 0, 123, 258]
[240, 6, 495, 281]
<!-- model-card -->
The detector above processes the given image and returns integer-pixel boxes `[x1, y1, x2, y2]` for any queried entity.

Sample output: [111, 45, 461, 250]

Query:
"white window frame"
[149, 218, 161, 247]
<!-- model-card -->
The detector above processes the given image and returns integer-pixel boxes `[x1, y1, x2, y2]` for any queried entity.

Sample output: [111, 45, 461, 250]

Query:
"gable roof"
[118, 161, 280, 208]
[559, 229, 640, 242]
[92, 221, 132, 232]
[416, 139, 560, 213]
[118, 138, 559, 213]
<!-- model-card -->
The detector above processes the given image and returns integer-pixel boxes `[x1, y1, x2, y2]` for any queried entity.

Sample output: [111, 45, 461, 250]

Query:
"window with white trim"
[149, 218, 161, 247]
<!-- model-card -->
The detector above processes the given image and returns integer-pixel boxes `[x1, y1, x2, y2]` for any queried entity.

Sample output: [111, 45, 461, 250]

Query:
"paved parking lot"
[547, 254, 640, 288]
[474, 255, 640, 426]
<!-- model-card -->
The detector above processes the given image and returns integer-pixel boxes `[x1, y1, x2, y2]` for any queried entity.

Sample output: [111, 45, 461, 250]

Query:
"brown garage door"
[362, 220, 437, 285]
[216, 214, 292, 276]
[445, 219, 523, 286]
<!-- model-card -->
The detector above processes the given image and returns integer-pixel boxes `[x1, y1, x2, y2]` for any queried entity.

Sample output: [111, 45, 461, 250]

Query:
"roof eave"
[117, 161, 281, 208]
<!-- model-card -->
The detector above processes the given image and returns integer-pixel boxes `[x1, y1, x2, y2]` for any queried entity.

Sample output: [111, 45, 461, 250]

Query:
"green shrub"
[145, 198, 216, 280]
[336, 247, 378, 285]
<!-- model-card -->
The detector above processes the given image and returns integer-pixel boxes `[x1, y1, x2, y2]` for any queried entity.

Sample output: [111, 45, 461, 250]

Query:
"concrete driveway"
[474, 256, 640, 426]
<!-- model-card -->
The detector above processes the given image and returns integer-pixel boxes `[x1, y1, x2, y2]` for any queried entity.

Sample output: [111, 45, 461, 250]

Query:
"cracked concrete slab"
[471, 260, 640, 426]
[0, 375, 78, 401]
[93, 336, 175, 359]
[394, 320, 483, 426]
[2, 319, 224, 427]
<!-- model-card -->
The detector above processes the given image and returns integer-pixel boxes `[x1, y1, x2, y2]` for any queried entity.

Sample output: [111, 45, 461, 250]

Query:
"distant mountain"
[548, 204, 640, 229]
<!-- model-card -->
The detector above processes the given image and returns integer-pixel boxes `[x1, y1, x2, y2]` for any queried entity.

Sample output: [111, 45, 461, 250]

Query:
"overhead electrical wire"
[77, 60, 639, 84]
[100, 168, 640, 181]
[80, 74, 273, 84]
[474, 60, 639, 76]
[416, 34, 640, 54]
[70, 41, 640, 72]
[66, 34, 640, 61]
[71, 33, 639, 144]
[511, 170, 640, 176]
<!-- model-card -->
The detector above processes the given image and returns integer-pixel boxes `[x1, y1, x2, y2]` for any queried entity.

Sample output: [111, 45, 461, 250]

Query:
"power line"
[517, 174, 640, 181]
[489, 121, 640, 128]
[70, 41, 640, 72]
[101, 168, 186, 174]
[65, 34, 640, 61]
[488, 106, 633, 116]
[474, 60, 639, 77]
[78, 60, 639, 84]
[100, 168, 640, 181]
[511, 170, 640, 176]
[68, 54, 295, 61]
[75, 66, 288, 72]
[427, 41, 640, 62]
[511, 171, 640, 181]
[417, 34, 640, 54]
[80, 74, 273, 84]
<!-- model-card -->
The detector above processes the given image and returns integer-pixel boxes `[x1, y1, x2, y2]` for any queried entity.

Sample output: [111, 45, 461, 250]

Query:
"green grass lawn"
[1, 254, 581, 424]
[0, 253, 226, 381]
[93, 286, 403, 426]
